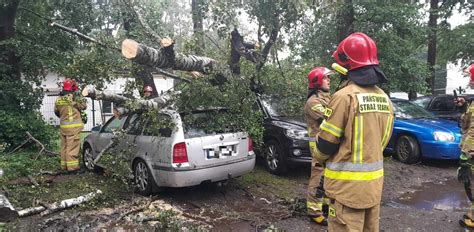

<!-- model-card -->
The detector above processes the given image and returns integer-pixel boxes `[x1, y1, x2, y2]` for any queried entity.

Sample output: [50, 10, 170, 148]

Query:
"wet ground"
[6, 157, 473, 231]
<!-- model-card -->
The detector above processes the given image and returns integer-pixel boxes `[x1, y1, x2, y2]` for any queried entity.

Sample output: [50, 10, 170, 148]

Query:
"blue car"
[384, 98, 461, 164]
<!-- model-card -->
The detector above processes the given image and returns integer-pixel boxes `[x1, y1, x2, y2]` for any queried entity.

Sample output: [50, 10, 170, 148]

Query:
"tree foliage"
[1, 0, 472, 151]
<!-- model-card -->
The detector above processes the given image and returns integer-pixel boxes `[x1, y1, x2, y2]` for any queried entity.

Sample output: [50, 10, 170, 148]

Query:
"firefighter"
[305, 67, 333, 226]
[143, 85, 153, 99]
[313, 32, 394, 231]
[54, 78, 87, 173]
[457, 63, 474, 229]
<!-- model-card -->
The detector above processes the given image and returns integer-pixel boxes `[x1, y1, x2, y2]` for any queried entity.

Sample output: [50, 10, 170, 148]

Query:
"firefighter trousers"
[328, 200, 380, 232]
[59, 132, 81, 171]
[307, 158, 325, 217]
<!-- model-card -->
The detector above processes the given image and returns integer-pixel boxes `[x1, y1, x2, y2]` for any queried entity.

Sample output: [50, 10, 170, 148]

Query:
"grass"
[0, 149, 130, 212]
[238, 164, 307, 201]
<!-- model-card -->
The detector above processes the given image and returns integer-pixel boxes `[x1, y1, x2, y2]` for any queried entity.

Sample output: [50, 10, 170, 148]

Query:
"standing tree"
[427, 0, 439, 94]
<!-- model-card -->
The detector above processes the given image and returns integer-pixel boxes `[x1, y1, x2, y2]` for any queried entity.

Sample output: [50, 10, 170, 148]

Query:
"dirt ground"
[4, 157, 471, 231]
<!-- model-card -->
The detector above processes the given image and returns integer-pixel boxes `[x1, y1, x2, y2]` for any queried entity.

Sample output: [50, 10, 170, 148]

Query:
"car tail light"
[248, 137, 254, 152]
[173, 142, 188, 164]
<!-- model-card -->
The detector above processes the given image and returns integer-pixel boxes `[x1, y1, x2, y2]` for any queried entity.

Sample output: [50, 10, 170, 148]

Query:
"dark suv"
[411, 94, 474, 121]
[255, 95, 311, 175]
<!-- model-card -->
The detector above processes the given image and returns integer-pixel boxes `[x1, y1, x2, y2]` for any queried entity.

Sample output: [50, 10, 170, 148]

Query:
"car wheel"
[263, 140, 288, 175]
[395, 135, 421, 164]
[83, 144, 102, 172]
[133, 159, 156, 196]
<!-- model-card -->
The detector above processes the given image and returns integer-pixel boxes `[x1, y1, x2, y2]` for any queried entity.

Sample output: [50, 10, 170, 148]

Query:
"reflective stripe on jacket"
[54, 95, 86, 134]
[304, 91, 331, 156]
[317, 81, 394, 209]
[461, 103, 474, 155]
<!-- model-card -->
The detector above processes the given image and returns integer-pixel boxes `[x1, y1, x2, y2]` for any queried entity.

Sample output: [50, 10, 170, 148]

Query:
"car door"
[134, 114, 174, 165]
[119, 113, 147, 161]
[93, 116, 127, 154]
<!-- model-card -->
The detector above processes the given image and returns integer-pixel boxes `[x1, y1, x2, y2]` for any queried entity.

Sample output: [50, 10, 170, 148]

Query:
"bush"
[0, 76, 57, 152]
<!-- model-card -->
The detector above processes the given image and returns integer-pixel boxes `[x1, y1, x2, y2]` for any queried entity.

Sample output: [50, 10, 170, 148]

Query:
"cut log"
[0, 194, 18, 222]
[121, 39, 218, 74]
[18, 190, 103, 217]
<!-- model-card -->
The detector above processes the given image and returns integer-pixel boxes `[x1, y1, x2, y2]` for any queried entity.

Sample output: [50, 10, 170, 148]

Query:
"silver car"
[82, 109, 256, 195]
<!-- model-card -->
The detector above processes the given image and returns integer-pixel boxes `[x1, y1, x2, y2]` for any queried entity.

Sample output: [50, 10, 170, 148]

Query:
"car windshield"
[261, 97, 289, 117]
[393, 101, 436, 119]
[411, 97, 432, 109]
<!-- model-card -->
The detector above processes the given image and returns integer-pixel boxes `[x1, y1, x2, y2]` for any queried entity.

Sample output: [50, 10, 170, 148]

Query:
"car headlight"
[433, 131, 455, 142]
[285, 129, 309, 140]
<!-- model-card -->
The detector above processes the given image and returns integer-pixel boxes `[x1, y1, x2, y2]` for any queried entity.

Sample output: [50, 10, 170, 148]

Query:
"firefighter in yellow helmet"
[313, 32, 394, 231]
[54, 78, 87, 173]
[457, 63, 474, 229]
[305, 66, 333, 226]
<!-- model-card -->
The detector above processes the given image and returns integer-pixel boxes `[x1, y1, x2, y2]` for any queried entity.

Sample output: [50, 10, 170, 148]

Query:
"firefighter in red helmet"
[305, 67, 333, 226]
[313, 32, 394, 231]
[143, 85, 154, 99]
[54, 78, 87, 173]
[456, 63, 474, 229]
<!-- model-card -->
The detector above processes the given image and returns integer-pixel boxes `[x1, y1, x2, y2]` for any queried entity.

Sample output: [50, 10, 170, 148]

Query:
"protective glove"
[458, 152, 472, 184]
[458, 165, 472, 184]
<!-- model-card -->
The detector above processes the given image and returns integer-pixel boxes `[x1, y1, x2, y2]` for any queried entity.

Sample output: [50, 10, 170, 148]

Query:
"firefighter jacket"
[54, 94, 87, 135]
[460, 102, 474, 156]
[304, 90, 331, 156]
[314, 80, 394, 209]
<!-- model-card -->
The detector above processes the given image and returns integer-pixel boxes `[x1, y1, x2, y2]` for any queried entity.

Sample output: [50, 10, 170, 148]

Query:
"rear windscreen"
[180, 110, 238, 138]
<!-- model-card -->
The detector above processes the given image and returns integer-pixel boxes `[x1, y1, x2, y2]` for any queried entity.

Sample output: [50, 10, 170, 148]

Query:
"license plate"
[220, 146, 233, 156]
[206, 149, 218, 159]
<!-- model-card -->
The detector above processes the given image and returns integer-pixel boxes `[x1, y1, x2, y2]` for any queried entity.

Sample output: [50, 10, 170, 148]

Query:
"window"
[143, 114, 173, 137]
[125, 114, 147, 135]
[101, 117, 126, 133]
[430, 97, 455, 111]
[102, 100, 112, 114]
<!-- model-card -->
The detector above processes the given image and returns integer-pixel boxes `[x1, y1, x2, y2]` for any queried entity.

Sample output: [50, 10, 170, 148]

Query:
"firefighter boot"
[310, 215, 328, 226]
[460, 217, 474, 229]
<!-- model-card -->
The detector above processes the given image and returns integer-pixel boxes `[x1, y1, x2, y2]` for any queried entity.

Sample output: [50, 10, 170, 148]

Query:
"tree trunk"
[427, 0, 438, 94]
[336, 0, 355, 43]
[82, 87, 166, 115]
[0, 0, 21, 81]
[122, 39, 218, 74]
[192, 0, 205, 55]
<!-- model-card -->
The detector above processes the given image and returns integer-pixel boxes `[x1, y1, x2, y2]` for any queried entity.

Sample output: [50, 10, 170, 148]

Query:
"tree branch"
[50, 22, 119, 51]
[124, 0, 162, 43]
[257, 27, 279, 71]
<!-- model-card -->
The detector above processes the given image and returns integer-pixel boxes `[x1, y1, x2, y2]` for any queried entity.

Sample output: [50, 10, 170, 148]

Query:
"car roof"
[390, 98, 409, 102]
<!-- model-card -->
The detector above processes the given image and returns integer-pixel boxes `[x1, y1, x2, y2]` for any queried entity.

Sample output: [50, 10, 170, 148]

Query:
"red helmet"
[144, 85, 153, 92]
[63, 79, 73, 91]
[307, 67, 333, 89]
[332, 32, 379, 70]
[468, 64, 474, 84]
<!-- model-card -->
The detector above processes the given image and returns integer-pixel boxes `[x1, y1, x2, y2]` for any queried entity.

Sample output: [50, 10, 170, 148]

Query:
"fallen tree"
[18, 189, 103, 217]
